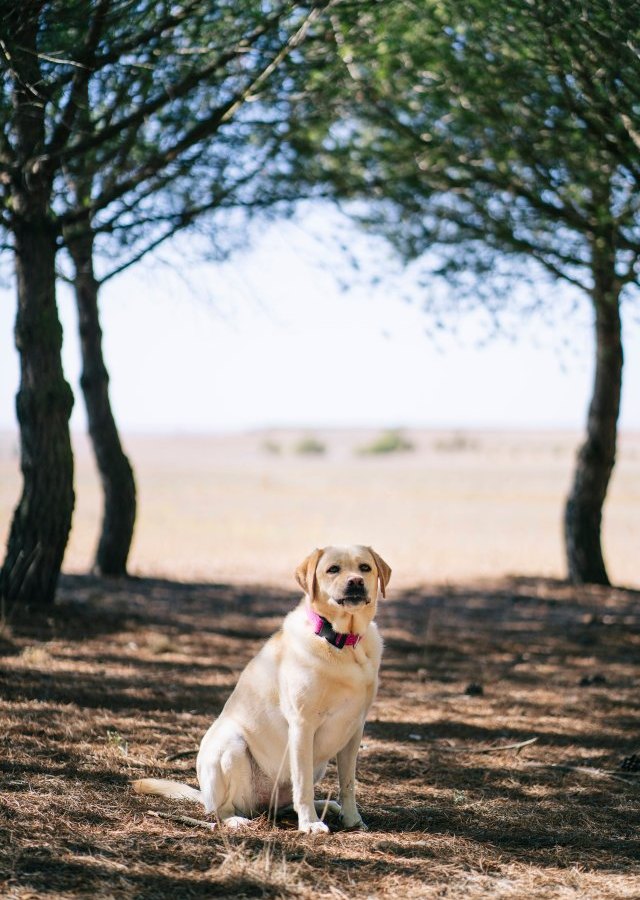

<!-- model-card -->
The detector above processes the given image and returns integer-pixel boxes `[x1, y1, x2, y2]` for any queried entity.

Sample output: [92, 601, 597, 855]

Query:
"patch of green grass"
[106, 729, 128, 756]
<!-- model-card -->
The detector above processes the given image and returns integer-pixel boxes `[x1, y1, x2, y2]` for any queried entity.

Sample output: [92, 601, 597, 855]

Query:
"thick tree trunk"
[564, 257, 623, 585]
[68, 232, 137, 576]
[0, 218, 75, 613]
[0, 13, 75, 614]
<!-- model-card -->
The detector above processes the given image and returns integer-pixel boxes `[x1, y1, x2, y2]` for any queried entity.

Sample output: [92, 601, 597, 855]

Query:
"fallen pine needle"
[437, 737, 539, 755]
[146, 809, 216, 830]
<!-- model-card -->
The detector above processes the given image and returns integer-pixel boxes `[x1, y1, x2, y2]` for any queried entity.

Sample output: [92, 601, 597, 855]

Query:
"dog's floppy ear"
[295, 548, 323, 601]
[368, 548, 392, 598]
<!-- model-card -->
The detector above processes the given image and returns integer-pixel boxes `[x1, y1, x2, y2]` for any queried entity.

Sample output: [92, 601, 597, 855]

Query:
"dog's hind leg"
[197, 721, 256, 827]
[314, 799, 341, 817]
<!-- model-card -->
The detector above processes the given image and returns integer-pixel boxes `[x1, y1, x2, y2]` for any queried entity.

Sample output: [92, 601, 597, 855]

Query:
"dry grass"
[1, 575, 639, 899]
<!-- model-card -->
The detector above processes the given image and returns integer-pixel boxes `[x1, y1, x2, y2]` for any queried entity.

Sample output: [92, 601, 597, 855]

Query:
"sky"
[1, 211, 639, 434]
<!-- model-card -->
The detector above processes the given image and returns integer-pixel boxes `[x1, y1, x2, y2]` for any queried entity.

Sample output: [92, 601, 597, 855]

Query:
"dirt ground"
[1, 429, 639, 897]
[1, 573, 639, 899]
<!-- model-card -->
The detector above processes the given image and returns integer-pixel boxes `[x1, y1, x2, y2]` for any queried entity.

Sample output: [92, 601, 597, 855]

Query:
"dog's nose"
[347, 576, 365, 589]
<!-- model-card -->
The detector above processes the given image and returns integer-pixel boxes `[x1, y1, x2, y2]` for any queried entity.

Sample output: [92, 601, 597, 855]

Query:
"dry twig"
[436, 737, 539, 755]
[164, 748, 197, 761]
[146, 809, 216, 830]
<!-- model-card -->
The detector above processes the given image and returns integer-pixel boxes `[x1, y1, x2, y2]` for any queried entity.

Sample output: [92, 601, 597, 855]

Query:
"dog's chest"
[317, 691, 361, 729]
[311, 659, 377, 754]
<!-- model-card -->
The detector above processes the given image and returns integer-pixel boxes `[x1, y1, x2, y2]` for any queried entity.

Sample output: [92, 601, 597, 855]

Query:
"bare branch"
[97, 219, 195, 283]
[95, 167, 281, 282]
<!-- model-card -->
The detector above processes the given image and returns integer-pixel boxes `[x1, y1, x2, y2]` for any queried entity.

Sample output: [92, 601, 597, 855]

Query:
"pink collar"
[307, 607, 362, 649]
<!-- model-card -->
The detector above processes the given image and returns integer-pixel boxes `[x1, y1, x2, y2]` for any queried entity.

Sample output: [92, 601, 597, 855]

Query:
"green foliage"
[0, 1, 331, 278]
[106, 728, 128, 756]
[281, 0, 640, 312]
[276, 0, 637, 585]
[358, 430, 414, 455]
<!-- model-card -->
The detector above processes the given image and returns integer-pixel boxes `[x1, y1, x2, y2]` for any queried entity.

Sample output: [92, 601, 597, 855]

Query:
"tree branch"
[97, 221, 190, 283]
[44, 0, 205, 93]
[52, 8, 288, 169]
[94, 169, 294, 283]
[62, 2, 332, 226]
[46, 0, 113, 162]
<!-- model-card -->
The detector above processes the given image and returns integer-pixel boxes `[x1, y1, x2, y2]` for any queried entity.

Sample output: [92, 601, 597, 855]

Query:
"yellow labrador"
[134, 545, 390, 834]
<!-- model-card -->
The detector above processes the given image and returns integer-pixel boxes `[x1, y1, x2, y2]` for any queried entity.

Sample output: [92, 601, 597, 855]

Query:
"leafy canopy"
[282, 0, 640, 308]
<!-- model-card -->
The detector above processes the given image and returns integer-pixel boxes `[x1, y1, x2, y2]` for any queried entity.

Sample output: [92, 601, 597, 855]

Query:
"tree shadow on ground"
[1, 573, 639, 898]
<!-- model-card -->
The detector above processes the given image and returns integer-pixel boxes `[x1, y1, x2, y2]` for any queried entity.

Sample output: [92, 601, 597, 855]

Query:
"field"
[2, 428, 639, 588]
[1, 430, 639, 898]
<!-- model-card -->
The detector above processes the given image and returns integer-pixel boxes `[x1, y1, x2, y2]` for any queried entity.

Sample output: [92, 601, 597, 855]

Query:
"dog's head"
[295, 545, 391, 632]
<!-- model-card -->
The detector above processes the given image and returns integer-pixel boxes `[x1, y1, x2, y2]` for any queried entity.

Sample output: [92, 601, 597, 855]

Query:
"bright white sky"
[1, 211, 639, 433]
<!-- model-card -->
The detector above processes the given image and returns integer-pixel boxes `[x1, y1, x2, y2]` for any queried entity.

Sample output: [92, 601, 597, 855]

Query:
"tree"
[0, 6, 75, 614]
[281, 0, 640, 584]
[0, 0, 328, 609]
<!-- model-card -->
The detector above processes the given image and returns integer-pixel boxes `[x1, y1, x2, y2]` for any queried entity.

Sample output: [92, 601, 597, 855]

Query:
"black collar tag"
[317, 615, 349, 649]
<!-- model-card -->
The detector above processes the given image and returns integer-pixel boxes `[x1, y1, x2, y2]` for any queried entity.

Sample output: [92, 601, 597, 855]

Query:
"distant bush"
[294, 436, 326, 455]
[359, 430, 414, 455]
[261, 440, 282, 455]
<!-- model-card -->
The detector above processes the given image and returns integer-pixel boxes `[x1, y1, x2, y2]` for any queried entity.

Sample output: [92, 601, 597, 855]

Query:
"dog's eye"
[326, 565, 341, 574]
[359, 564, 372, 572]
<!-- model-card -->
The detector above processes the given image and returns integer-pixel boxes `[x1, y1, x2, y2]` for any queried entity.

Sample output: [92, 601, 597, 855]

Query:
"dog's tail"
[132, 778, 204, 806]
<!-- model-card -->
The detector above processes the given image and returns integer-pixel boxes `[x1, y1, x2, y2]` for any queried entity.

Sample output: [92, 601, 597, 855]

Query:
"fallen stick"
[146, 809, 216, 830]
[523, 762, 635, 785]
[436, 737, 539, 755]
[164, 749, 197, 762]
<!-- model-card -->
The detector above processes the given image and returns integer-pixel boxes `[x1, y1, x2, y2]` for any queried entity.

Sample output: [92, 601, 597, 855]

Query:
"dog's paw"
[339, 815, 368, 831]
[299, 820, 330, 835]
[223, 815, 252, 829]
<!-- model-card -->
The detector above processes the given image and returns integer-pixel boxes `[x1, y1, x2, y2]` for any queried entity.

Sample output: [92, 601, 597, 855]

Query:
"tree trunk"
[0, 13, 75, 615]
[0, 215, 75, 614]
[564, 248, 623, 585]
[68, 231, 137, 576]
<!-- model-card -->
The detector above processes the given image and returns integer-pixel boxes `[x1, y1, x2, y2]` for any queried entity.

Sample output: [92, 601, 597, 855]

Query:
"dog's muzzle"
[336, 590, 369, 607]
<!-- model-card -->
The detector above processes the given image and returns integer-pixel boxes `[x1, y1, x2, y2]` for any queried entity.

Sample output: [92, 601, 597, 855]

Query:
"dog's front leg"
[288, 721, 329, 835]
[337, 725, 367, 830]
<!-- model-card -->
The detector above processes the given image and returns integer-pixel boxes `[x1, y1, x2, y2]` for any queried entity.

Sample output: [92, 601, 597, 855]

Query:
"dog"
[133, 544, 390, 834]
